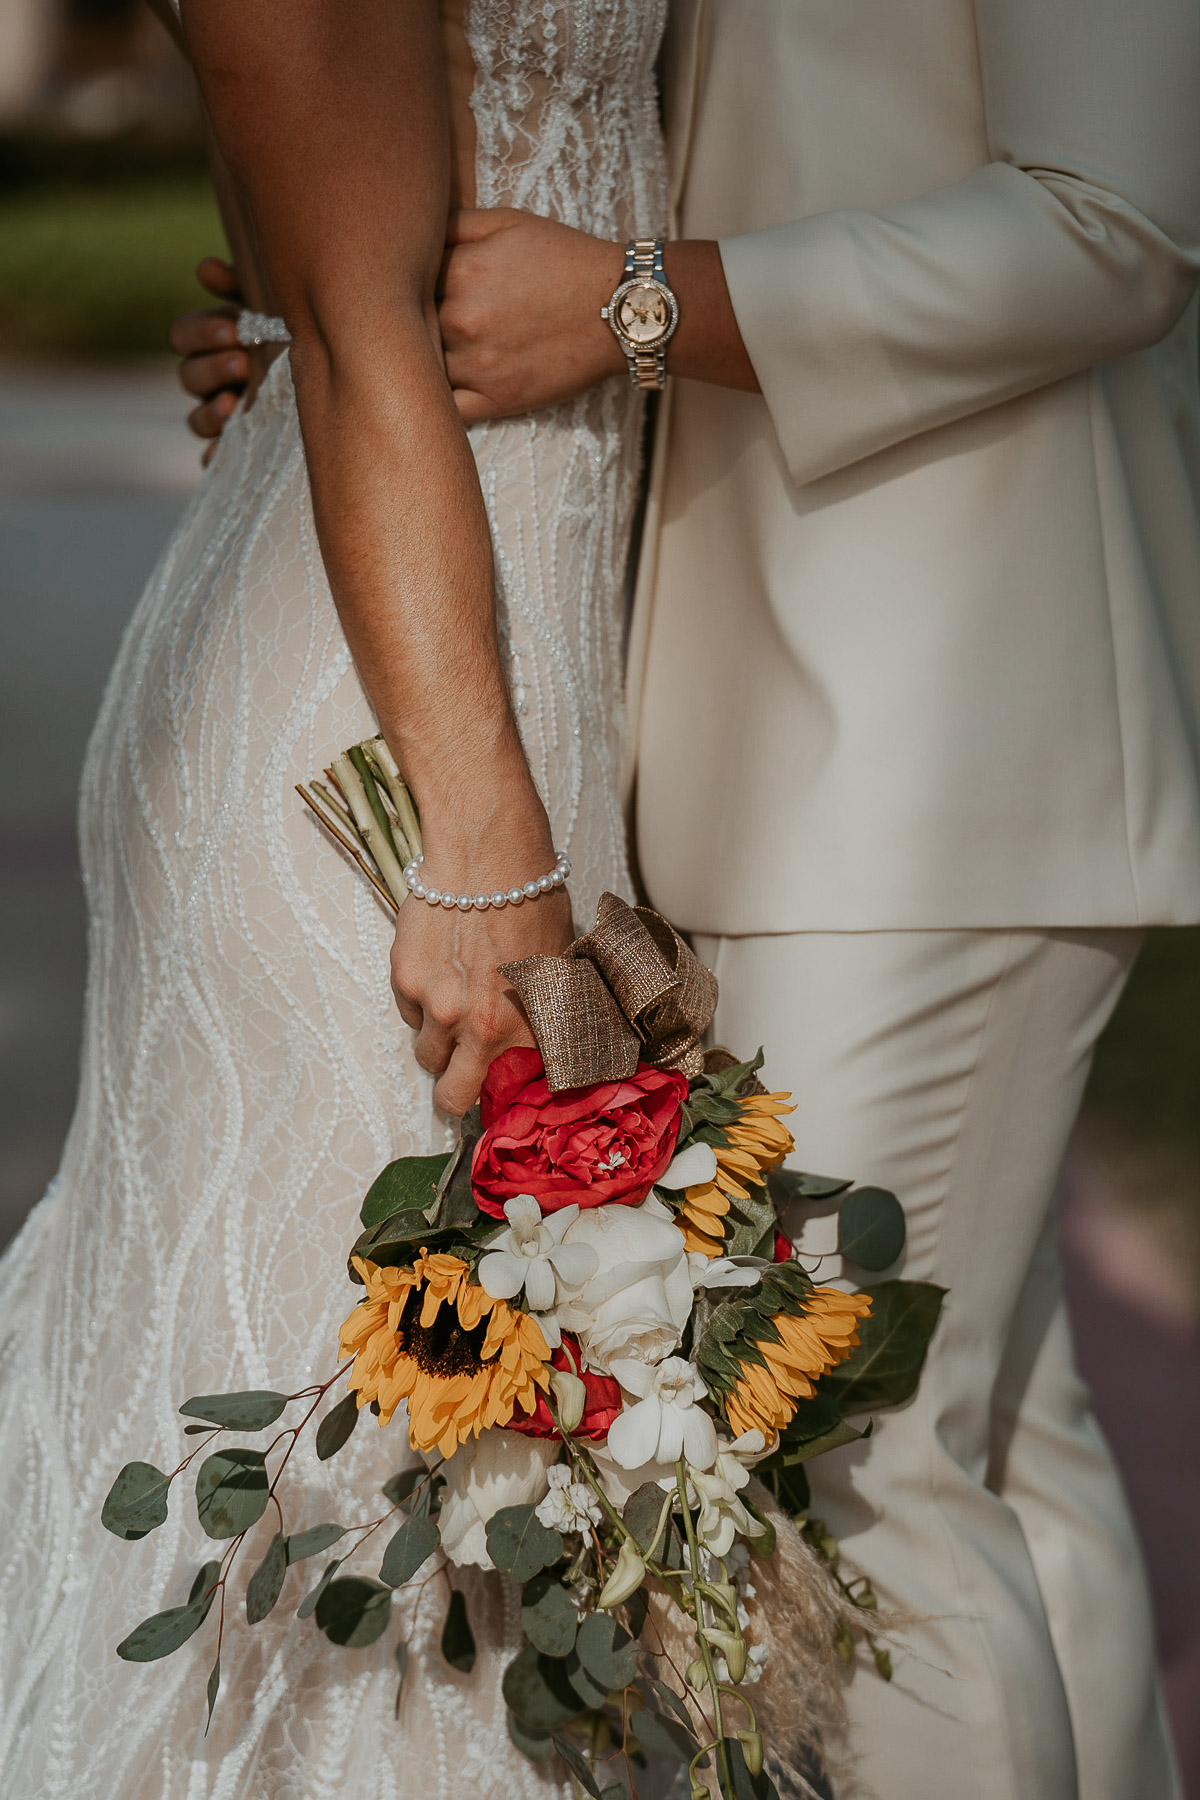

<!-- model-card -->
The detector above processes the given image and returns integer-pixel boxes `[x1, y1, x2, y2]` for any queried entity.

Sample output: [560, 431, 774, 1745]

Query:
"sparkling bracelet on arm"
[403, 850, 570, 913]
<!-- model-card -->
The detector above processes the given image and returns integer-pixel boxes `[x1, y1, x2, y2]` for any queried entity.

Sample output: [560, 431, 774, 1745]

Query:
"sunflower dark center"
[397, 1295, 489, 1379]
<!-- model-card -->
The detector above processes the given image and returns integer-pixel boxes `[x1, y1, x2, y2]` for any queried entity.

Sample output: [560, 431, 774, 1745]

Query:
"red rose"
[472, 1046, 688, 1218]
[508, 1336, 622, 1441]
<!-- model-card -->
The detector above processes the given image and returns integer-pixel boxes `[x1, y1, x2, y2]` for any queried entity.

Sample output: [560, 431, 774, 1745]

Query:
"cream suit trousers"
[691, 927, 1180, 1800]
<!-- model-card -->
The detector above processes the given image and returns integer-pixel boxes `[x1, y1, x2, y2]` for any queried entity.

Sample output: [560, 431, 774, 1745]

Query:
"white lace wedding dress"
[0, 5, 666, 1795]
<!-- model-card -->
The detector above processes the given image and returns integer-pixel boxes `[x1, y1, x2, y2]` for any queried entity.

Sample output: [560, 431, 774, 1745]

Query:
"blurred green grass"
[0, 176, 224, 357]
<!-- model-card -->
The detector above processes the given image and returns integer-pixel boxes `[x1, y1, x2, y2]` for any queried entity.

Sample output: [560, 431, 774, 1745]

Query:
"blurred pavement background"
[0, 0, 1198, 1789]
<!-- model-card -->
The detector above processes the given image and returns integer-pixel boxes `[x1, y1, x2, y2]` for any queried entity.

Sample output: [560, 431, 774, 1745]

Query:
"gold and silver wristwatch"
[601, 237, 679, 390]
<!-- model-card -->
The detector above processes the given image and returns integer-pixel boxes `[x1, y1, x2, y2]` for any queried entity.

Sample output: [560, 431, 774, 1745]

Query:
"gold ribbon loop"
[500, 892, 718, 1092]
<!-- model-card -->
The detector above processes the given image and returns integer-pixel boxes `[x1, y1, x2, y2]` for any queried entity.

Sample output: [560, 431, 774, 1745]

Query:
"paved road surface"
[0, 360, 200, 1243]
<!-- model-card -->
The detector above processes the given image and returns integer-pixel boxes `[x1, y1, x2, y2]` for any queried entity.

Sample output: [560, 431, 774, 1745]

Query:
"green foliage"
[646, 1677, 694, 1730]
[195, 1447, 269, 1540]
[424, 1107, 486, 1232]
[522, 1573, 579, 1657]
[551, 1732, 604, 1797]
[767, 1169, 850, 1204]
[722, 1736, 780, 1800]
[179, 1390, 289, 1431]
[629, 1707, 699, 1762]
[315, 1392, 360, 1461]
[575, 1613, 638, 1693]
[359, 1154, 453, 1230]
[285, 1523, 345, 1563]
[0, 178, 223, 358]
[621, 1483, 672, 1558]
[101, 1460, 171, 1540]
[485, 1504, 563, 1582]
[694, 1260, 816, 1401]
[508, 1712, 557, 1761]
[503, 1646, 586, 1730]
[720, 1181, 777, 1259]
[205, 1655, 221, 1731]
[314, 1576, 392, 1648]
[836, 1188, 906, 1272]
[245, 1532, 287, 1624]
[379, 1513, 440, 1588]
[441, 1588, 476, 1672]
[296, 1558, 343, 1621]
[564, 1648, 608, 1709]
[116, 1591, 212, 1670]
[678, 1051, 765, 1139]
[822, 1281, 945, 1415]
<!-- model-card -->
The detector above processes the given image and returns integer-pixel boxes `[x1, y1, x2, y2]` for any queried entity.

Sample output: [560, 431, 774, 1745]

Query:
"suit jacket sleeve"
[720, 0, 1200, 486]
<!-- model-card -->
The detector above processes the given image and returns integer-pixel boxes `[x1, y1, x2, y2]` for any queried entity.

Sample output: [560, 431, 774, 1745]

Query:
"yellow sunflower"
[678, 1090, 796, 1257]
[338, 1251, 552, 1458]
[725, 1285, 871, 1440]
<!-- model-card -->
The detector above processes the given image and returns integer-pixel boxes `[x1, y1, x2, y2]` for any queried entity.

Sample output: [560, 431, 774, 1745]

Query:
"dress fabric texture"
[0, 5, 666, 1795]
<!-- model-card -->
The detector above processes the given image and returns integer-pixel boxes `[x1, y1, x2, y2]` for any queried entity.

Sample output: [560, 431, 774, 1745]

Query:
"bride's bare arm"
[176, 0, 571, 1114]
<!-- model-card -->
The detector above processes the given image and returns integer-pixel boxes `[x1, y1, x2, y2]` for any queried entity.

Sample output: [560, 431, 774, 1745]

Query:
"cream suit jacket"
[627, 0, 1200, 933]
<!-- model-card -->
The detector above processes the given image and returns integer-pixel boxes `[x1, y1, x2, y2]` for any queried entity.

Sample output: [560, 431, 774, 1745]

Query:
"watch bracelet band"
[624, 237, 669, 391]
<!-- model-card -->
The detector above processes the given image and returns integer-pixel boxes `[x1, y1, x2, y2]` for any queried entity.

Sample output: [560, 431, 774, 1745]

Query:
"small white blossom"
[690, 1431, 771, 1557]
[478, 1196, 597, 1313]
[687, 1252, 763, 1292]
[535, 1463, 603, 1534]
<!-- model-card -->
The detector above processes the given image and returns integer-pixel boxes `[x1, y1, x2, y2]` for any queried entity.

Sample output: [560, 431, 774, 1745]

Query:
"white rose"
[437, 1429, 559, 1570]
[556, 1195, 693, 1374]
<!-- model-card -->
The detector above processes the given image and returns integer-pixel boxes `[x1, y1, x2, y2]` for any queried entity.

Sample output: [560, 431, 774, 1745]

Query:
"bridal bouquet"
[102, 744, 944, 1800]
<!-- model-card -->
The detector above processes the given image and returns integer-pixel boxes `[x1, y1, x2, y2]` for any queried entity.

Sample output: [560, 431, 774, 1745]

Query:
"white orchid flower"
[687, 1251, 764, 1292]
[477, 1196, 597, 1313]
[691, 1450, 770, 1557]
[656, 1140, 719, 1190]
[605, 1356, 718, 1472]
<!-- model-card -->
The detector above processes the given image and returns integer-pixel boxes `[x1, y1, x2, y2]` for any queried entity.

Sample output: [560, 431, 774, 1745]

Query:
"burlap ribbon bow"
[500, 891, 718, 1092]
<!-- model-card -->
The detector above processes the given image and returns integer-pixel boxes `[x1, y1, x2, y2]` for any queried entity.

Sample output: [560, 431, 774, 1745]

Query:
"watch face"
[616, 281, 670, 344]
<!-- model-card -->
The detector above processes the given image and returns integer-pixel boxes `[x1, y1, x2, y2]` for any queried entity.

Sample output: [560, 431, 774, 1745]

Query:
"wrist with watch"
[601, 237, 679, 390]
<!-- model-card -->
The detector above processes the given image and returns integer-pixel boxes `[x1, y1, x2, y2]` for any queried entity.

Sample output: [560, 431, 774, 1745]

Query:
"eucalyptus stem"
[675, 1459, 734, 1798]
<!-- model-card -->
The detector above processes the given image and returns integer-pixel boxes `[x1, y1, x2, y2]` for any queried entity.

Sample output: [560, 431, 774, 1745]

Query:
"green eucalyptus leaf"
[564, 1648, 608, 1709]
[485, 1504, 563, 1582]
[189, 1561, 222, 1618]
[380, 1512, 440, 1588]
[521, 1573, 579, 1657]
[786, 1418, 869, 1464]
[360, 1154, 453, 1230]
[296, 1557, 343, 1620]
[600, 1786, 632, 1800]
[646, 1678, 694, 1731]
[316, 1392, 360, 1461]
[424, 1107, 484, 1231]
[836, 1188, 906, 1272]
[315, 1575, 392, 1647]
[179, 1391, 288, 1432]
[382, 1467, 424, 1508]
[575, 1612, 638, 1693]
[821, 1280, 946, 1415]
[503, 1646, 586, 1729]
[768, 1169, 852, 1203]
[245, 1531, 288, 1624]
[622, 1483, 671, 1558]
[204, 1654, 221, 1730]
[116, 1598, 209, 1662]
[101, 1461, 171, 1541]
[393, 1640, 410, 1718]
[624, 1583, 650, 1641]
[508, 1710, 557, 1762]
[195, 1447, 268, 1540]
[184, 1424, 215, 1436]
[550, 1733, 603, 1797]
[286, 1523, 346, 1563]
[629, 1708, 697, 1762]
[441, 1587, 477, 1672]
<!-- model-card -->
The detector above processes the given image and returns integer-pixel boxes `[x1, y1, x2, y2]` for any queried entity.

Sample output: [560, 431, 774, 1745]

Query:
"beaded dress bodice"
[0, 5, 667, 1797]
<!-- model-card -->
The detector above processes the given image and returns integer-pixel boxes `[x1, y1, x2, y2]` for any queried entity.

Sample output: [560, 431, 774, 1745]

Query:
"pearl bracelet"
[402, 850, 571, 912]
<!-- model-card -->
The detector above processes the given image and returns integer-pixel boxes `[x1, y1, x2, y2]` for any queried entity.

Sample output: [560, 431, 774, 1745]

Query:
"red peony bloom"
[472, 1046, 688, 1218]
[507, 1336, 622, 1441]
